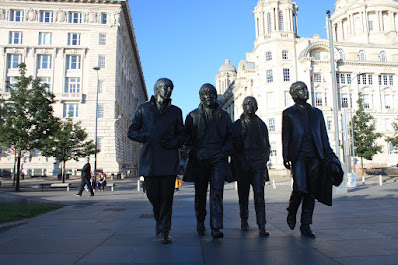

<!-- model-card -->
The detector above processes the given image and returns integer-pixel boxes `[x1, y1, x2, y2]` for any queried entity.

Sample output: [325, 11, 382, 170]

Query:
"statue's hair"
[199, 83, 217, 96]
[154, 78, 173, 95]
[242, 96, 258, 111]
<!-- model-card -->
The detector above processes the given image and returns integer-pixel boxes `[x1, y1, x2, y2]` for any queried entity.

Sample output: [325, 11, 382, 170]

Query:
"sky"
[130, 0, 337, 116]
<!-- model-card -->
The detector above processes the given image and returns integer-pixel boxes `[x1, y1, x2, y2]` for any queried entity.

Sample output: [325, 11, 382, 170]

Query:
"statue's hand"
[284, 161, 291, 170]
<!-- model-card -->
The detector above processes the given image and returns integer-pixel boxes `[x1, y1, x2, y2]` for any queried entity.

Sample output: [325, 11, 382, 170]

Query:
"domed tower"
[331, 0, 398, 44]
[254, 0, 299, 47]
[216, 59, 237, 95]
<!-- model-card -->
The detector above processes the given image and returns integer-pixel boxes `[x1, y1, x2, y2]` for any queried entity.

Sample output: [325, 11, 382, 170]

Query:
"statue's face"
[156, 82, 173, 101]
[243, 98, 257, 115]
[200, 89, 217, 108]
[294, 84, 309, 102]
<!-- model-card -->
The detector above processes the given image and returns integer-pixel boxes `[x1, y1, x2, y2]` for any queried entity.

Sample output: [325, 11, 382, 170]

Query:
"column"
[274, 7, 278, 32]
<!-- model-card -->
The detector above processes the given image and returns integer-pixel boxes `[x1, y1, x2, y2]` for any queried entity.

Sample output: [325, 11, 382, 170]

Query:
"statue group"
[128, 79, 343, 244]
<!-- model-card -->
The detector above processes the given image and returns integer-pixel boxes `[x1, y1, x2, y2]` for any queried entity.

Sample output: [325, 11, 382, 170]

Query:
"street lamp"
[93, 66, 100, 184]
[327, 10, 340, 159]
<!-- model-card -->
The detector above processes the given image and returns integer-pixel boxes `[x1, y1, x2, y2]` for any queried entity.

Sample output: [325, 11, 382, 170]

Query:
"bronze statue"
[232, 96, 270, 236]
[282, 81, 343, 238]
[128, 78, 185, 244]
[184, 83, 233, 239]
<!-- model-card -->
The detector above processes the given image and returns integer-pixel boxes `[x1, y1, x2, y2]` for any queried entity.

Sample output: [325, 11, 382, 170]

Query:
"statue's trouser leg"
[252, 170, 266, 226]
[145, 175, 176, 232]
[194, 166, 210, 224]
[209, 162, 225, 230]
[237, 175, 250, 222]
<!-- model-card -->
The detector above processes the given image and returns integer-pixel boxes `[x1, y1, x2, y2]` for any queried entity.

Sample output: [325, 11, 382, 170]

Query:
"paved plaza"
[0, 177, 398, 265]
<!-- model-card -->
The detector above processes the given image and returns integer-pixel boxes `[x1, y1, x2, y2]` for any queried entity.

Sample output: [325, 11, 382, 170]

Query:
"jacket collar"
[292, 103, 313, 112]
[197, 102, 221, 114]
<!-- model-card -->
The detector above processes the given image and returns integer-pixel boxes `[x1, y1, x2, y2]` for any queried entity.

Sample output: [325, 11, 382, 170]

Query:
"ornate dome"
[219, 59, 237, 73]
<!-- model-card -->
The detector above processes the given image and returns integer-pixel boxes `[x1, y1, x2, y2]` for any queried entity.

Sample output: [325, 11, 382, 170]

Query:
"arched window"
[379, 51, 387, 62]
[358, 50, 366, 61]
[267, 12, 272, 33]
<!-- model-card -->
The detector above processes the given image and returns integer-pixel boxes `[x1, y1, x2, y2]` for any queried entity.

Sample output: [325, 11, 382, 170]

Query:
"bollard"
[137, 180, 141, 191]
[291, 178, 293, 189]
[235, 181, 238, 191]
[362, 175, 365, 185]
[379, 175, 383, 186]
[272, 179, 276, 189]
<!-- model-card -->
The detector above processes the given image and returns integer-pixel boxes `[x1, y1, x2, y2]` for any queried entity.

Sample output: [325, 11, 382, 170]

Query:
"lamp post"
[327, 10, 340, 159]
[93, 66, 100, 184]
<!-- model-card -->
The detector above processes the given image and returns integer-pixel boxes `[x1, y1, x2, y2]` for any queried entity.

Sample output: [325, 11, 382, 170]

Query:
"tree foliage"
[41, 119, 96, 182]
[0, 63, 59, 190]
[351, 92, 383, 162]
[385, 121, 398, 149]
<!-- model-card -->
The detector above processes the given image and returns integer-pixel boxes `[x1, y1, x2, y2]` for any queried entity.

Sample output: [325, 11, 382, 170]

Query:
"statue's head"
[154, 78, 174, 101]
[242, 96, 258, 116]
[289, 81, 309, 103]
[199, 83, 217, 109]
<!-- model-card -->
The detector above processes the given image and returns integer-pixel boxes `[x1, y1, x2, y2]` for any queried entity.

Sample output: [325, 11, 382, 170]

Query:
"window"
[98, 55, 106, 68]
[312, 52, 321, 60]
[313, 73, 322, 83]
[315, 92, 323, 106]
[266, 69, 273, 83]
[267, 12, 272, 33]
[39, 77, 51, 92]
[283, 68, 290, 82]
[379, 51, 387, 62]
[363, 94, 370, 109]
[65, 77, 80, 93]
[63, 103, 78, 118]
[38, 32, 52, 45]
[99, 33, 106, 45]
[6, 77, 17, 92]
[368, 75, 373, 85]
[361, 74, 367, 85]
[270, 149, 277, 157]
[265, 51, 272, 61]
[40, 11, 53, 23]
[66, 55, 81, 69]
[98, 104, 104, 118]
[342, 93, 348, 108]
[368, 20, 374, 31]
[268, 118, 275, 132]
[37, 55, 52, 69]
[8, 54, 22, 69]
[98, 80, 104, 93]
[9, 32, 23, 44]
[327, 117, 332, 131]
[282, 50, 289, 60]
[340, 73, 346, 84]
[69, 12, 81, 23]
[389, 76, 394, 86]
[358, 50, 366, 61]
[284, 91, 293, 107]
[384, 94, 392, 109]
[347, 74, 351, 84]
[278, 11, 284, 32]
[101, 13, 107, 24]
[11, 10, 24, 22]
[67, 33, 80, 45]
[379, 75, 393, 86]
[388, 142, 398, 155]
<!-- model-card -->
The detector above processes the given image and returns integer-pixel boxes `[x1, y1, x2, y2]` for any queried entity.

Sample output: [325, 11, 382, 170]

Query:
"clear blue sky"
[130, 0, 336, 116]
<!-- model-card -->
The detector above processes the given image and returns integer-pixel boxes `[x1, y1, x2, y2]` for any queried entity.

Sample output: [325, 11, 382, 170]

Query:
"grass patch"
[0, 204, 63, 224]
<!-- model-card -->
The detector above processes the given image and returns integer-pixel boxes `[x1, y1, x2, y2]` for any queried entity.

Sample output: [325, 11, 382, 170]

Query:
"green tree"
[0, 63, 59, 191]
[351, 92, 383, 177]
[386, 121, 398, 151]
[41, 119, 96, 183]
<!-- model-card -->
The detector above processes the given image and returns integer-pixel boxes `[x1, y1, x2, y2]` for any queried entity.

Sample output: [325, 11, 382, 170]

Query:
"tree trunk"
[62, 161, 66, 183]
[15, 150, 21, 192]
[360, 157, 364, 180]
[13, 152, 17, 186]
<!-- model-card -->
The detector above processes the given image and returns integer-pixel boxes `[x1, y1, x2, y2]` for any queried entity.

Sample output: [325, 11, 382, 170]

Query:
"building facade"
[217, 0, 398, 171]
[0, 0, 147, 177]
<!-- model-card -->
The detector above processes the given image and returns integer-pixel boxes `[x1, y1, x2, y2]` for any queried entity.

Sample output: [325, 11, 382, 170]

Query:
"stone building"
[0, 0, 147, 177]
[216, 0, 398, 171]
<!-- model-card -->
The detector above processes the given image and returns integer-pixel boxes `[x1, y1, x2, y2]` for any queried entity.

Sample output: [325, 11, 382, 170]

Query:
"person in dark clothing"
[76, 157, 94, 197]
[232, 96, 270, 236]
[282, 81, 335, 238]
[128, 78, 184, 244]
[184, 83, 233, 239]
